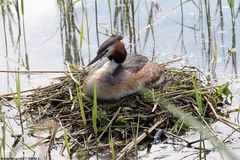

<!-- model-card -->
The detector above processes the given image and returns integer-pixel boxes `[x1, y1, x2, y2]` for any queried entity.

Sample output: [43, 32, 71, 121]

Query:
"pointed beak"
[87, 35, 124, 67]
[87, 53, 105, 67]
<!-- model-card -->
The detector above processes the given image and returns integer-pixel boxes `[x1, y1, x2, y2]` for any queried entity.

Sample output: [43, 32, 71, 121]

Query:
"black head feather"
[87, 35, 124, 66]
[97, 35, 123, 55]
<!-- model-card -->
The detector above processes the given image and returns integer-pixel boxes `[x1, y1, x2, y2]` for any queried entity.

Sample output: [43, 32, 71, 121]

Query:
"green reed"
[92, 82, 98, 135]
[92, 82, 98, 159]
[0, 113, 6, 158]
[107, 0, 113, 33]
[76, 87, 86, 126]
[14, 74, 24, 135]
[95, 0, 100, 46]
[158, 99, 238, 160]
[64, 128, 71, 159]
[109, 133, 115, 160]
[83, 0, 91, 62]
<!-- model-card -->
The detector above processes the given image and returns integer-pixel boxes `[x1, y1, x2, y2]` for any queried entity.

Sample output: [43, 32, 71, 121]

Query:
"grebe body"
[83, 36, 164, 100]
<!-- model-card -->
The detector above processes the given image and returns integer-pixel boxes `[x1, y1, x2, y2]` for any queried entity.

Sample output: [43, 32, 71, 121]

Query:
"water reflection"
[1, 1, 239, 89]
[0, 0, 240, 158]
[57, 0, 81, 65]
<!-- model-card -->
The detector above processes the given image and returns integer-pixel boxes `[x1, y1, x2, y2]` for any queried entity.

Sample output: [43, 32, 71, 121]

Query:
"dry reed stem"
[116, 117, 167, 160]
[20, 66, 228, 158]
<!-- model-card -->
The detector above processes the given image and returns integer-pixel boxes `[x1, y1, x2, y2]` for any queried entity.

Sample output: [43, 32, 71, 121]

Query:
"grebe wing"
[117, 54, 148, 73]
[89, 53, 148, 74]
[108, 54, 148, 85]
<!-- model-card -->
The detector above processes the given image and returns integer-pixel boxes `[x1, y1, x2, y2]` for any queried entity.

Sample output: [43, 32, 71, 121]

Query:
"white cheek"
[103, 45, 114, 58]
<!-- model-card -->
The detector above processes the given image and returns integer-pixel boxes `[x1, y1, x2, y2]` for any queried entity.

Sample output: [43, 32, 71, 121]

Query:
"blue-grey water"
[0, 0, 240, 159]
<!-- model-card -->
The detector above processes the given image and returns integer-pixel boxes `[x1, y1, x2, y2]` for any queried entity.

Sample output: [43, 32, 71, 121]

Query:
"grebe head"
[87, 35, 127, 66]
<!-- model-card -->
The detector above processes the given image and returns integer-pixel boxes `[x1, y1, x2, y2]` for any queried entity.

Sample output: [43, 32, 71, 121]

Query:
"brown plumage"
[83, 36, 164, 100]
[107, 41, 127, 63]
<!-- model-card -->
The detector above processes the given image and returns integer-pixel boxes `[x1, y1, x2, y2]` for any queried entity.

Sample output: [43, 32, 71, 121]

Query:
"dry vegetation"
[21, 64, 229, 159]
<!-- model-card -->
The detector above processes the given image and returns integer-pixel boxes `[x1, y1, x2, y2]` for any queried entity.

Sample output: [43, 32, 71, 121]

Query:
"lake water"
[0, 0, 240, 159]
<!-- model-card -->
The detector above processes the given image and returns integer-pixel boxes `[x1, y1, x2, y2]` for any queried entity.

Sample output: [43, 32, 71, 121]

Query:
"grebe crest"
[83, 35, 164, 100]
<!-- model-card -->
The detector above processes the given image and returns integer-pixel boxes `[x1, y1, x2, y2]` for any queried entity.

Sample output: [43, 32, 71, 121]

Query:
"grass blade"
[1, 114, 6, 158]
[64, 128, 70, 158]
[213, 33, 218, 63]
[109, 134, 115, 160]
[66, 61, 80, 85]
[80, 1, 84, 50]
[166, 103, 238, 160]
[92, 81, 98, 159]
[227, 0, 235, 10]
[92, 81, 98, 135]
[14, 73, 24, 134]
[76, 87, 86, 126]
[16, 73, 21, 109]
[21, 0, 24, 15]
[192, 77, 203, 114]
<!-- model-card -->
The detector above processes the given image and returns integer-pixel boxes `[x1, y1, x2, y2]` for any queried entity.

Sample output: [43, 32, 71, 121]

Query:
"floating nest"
[23, 64, 230, 159]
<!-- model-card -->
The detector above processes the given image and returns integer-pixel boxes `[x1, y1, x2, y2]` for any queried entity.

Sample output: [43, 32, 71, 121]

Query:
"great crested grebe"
[83, 35, 164, 100]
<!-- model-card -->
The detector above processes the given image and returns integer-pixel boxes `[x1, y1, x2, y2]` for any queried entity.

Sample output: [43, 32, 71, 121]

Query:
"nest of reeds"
[23, 64, 229, 158]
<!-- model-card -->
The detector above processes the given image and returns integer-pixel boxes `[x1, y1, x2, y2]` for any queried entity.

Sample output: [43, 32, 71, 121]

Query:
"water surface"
[1, 0, 240, 159]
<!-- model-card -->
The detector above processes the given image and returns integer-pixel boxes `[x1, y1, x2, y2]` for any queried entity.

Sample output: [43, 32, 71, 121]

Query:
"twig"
[192, 103, 222, 144]
[116, 117, 167, 160]
[205, 96, 240, 132]
[29, 136, 51, 148]
[136, 96, 153, 110]
[97, 107, 121, 141]
[164, 131, 190, 144]
[0, 96, 16, 109]
[160, 58, 183, 66]
[138, 0, 191, 35]
[227, 108, 240, 113]
[77, 141, 126, 151]
[0, 70, 70, 74]
[223, 130, 237, 143]
[0, 83, 62, 98]
[10, 132, 36, 154]
[204, 96, 219, 118]
[187, 136, 214, 147]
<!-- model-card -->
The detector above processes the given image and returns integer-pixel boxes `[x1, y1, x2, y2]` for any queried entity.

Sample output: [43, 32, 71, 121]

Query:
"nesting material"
[23, 65, 228, 158]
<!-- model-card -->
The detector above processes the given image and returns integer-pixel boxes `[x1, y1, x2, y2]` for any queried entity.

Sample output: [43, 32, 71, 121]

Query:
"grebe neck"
[101, 60, 119, 74]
